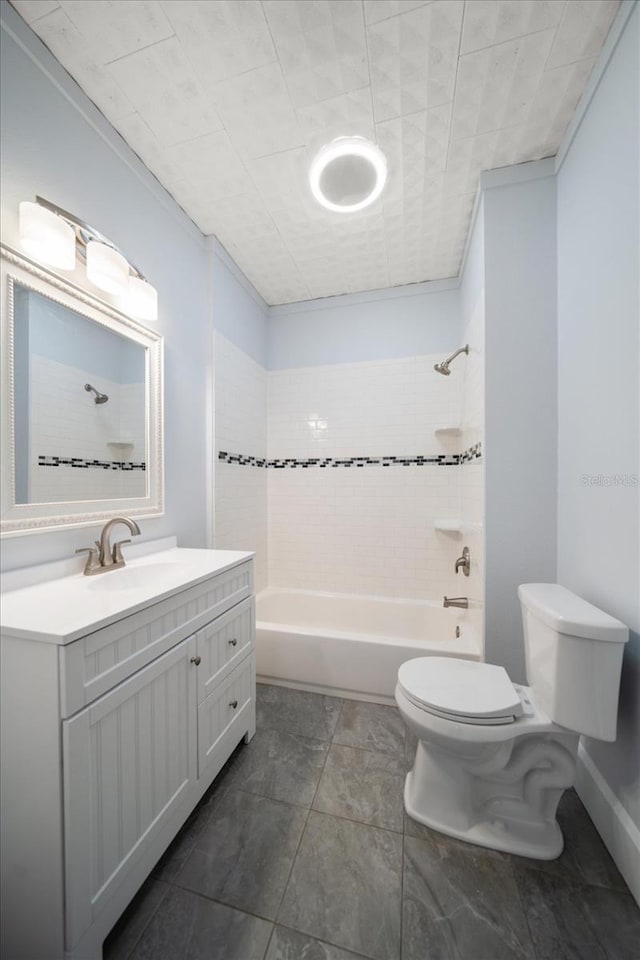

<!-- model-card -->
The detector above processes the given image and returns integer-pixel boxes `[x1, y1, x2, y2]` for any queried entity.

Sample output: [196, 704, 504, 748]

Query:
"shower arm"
[442, 344, 469, 366]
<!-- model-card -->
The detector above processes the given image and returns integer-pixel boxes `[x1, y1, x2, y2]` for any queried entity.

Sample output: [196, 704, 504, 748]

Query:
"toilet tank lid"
[518, 584, 628, 643]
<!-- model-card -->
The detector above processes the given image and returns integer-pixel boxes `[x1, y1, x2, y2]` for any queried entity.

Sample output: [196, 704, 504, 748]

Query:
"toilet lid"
[397, 657, 523, 720]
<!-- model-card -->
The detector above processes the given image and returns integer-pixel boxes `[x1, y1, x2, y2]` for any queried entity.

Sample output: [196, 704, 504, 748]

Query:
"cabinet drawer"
[198, 653, 254, 779]
[60, 561, 252, 717]
[196, 597, 254, 704]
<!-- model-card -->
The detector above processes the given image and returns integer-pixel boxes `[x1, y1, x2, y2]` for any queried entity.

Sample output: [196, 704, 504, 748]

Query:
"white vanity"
[1, 539, 256, 960]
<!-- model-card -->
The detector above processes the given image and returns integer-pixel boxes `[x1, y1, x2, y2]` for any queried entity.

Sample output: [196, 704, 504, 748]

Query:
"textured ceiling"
[12, 0, 620, 304]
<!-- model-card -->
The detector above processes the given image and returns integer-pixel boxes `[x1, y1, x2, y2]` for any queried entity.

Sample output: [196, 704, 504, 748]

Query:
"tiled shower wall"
[214, 333, 268, 591]
[267, 356, 465, 601]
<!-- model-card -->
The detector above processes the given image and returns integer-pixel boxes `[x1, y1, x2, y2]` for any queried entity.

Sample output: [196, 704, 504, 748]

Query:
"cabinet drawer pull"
[190, 656, 202, 666]
[229, 638, 238, 646]
[229, 699, 238, 709]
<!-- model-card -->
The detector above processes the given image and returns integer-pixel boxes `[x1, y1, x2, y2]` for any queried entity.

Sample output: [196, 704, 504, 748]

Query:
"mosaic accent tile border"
[38, 455, 146, 472]
[218, 442, 482, 470]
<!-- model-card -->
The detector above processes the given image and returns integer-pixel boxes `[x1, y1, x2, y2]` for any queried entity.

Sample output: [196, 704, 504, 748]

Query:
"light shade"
[309, 137, 387, 213]
[19, 201, 76, 270]
[86, 240, 129, 296]
[128, 275, 158, 322]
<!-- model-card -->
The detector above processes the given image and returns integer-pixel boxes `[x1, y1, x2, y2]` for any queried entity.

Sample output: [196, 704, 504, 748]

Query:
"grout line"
[269, 699, 346, 918]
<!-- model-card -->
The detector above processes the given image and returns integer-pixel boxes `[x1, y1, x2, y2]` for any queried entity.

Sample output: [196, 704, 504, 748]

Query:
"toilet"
[395, 584, 628, 859]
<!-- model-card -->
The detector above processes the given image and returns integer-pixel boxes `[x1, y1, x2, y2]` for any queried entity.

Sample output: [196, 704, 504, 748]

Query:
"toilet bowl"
[396, 584, 628, 859]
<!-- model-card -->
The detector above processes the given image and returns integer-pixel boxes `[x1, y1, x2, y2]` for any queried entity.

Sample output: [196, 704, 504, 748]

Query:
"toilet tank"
[518, 584, 628, 741]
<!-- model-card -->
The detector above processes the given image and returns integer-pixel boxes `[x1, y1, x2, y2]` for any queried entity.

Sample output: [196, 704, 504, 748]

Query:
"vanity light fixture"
[18, 196, 158, 321]
[18, 201, 76, 270]
[309, 137, 387, 213]
[86, 240, 129, 296]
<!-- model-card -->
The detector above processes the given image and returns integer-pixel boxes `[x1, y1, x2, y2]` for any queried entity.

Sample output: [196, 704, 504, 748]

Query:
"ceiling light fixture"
[18, 196, 158, 321]
[309, 137, 387, 213]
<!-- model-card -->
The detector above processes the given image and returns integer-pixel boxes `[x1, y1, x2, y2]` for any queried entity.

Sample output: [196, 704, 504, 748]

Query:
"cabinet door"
[63, 638, 197, 949]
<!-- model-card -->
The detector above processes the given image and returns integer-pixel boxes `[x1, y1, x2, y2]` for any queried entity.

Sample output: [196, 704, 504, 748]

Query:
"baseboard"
[575, 743, 640, 905]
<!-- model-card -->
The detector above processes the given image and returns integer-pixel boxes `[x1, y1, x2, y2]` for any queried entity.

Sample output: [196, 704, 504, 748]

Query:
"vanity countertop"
[0, 546, 253, 645]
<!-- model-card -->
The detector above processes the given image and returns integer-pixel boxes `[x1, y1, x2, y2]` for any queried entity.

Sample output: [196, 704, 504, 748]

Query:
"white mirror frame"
[1, 244, 164, 536]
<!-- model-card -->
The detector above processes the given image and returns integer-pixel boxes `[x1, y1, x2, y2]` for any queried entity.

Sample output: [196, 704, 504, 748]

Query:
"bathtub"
[256, 588, 482, 703]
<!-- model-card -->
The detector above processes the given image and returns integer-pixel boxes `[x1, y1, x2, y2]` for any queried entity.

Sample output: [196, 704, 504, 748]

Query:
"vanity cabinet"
[0, 547, 256, 960]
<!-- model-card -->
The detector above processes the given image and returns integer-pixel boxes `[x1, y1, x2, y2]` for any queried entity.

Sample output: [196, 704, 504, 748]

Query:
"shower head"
[84, 383, 109, 404]
[434, 344, 469, 376]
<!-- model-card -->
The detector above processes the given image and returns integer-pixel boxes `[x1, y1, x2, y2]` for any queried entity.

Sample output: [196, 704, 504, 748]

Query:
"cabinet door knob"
[229, 699, 238, 709]
[190, 655, 201, 666]
[229, 638, 238, 646]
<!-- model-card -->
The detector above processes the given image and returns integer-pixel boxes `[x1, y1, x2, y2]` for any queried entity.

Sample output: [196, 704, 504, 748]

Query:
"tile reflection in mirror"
[13, 282, 147, 504]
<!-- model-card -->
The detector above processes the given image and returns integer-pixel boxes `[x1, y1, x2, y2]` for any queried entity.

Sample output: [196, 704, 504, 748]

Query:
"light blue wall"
[557, 4, 639, 827]
[267, 281, 461, 369]
[211, 241, 269, 367]
[1, 5, 210, 570]
[483, 167, 558, 683]
[24, 287, 145, 383]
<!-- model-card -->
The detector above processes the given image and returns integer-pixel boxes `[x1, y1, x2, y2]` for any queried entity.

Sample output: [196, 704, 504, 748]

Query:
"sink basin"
[85, 561, 186, 592]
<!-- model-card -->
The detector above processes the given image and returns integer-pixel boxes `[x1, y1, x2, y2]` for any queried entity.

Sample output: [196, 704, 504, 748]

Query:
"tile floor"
[105, 683, 639, 960]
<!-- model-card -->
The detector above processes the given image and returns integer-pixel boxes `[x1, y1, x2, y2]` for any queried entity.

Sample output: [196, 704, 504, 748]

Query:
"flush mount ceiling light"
[309, 137, 387, 213]
[18, 196, 158, 321]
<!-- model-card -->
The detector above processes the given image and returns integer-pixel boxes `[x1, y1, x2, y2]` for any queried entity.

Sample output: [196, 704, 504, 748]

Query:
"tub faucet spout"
[444, 596, 468, 609]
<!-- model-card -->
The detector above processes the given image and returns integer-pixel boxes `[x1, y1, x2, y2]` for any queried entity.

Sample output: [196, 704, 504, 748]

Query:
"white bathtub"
[256, 588, 482, 703]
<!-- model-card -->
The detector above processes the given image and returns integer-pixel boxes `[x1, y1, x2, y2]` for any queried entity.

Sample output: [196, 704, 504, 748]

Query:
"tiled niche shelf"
[434, 425, 462, 438]
[434, 519, 463, 534]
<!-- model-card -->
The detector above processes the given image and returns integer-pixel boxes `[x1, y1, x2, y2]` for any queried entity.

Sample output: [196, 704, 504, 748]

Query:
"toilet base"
[404, 769, 564, 859]
[403, 732, 579, 860]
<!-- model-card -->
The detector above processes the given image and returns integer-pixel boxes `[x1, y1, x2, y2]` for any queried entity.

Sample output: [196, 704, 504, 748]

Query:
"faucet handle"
[76, 546, 101, 575]
[112, 539, 131, 565]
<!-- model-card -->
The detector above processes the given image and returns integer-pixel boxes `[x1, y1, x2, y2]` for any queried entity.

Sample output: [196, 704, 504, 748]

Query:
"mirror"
[1, 245, 163, 535]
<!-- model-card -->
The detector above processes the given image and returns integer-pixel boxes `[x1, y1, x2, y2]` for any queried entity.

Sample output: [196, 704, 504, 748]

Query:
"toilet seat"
[397, 657, 524, 725]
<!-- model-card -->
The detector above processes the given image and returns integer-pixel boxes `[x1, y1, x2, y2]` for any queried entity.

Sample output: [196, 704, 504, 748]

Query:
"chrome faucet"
[76, 516, 141, 575]
[443, 596, 469, 609]
[455, 546, 470, 576]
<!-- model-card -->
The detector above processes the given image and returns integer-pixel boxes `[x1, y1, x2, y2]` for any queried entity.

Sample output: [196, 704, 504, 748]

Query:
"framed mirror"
[1, 245, 163, 535]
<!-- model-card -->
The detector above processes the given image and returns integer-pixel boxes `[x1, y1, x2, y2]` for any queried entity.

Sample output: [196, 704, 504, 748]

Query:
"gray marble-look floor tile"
[257, 683, 344, 741]
[514, 865, 640, 960]
[103, 879, 168, 960]
[403, 834, 534, 960]
[266, 925, 368, 959]
[278, 811, 402, 960]
[228, 727, 329, 806]
[510, 788, 629, 891]
[151, 791, 218, 882]
[313, 743, 405, 832]
[176, 789, 307, 920]
[332, 700, 405, 757]
[128, 885, 272, 960]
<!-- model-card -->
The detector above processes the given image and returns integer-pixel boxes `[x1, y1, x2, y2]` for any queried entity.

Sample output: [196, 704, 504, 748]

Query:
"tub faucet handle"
[455, 546, 470, 576]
